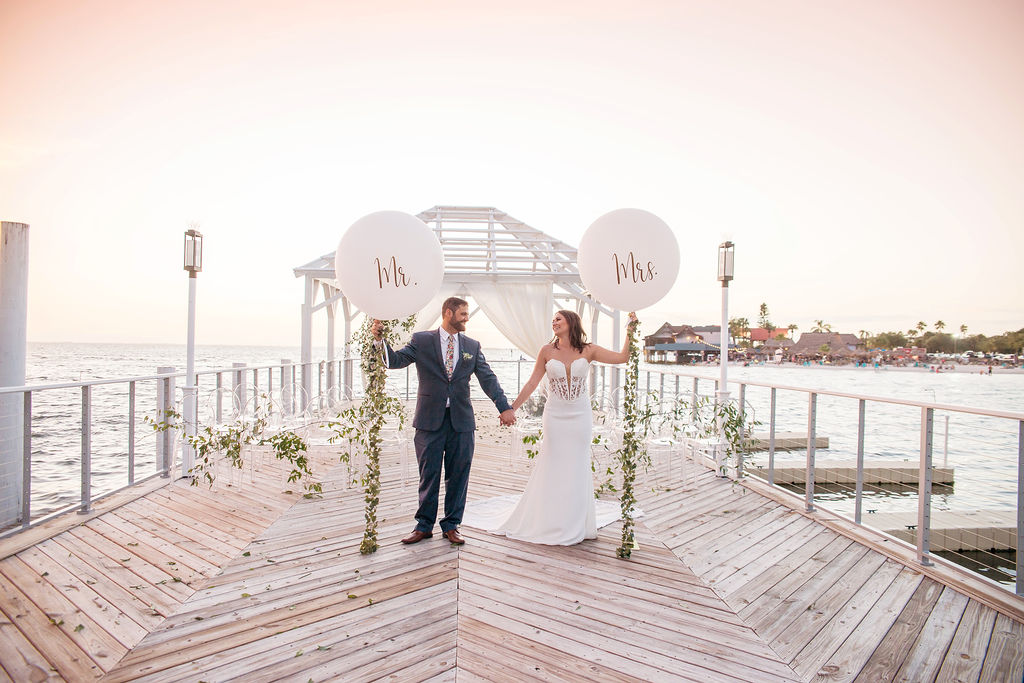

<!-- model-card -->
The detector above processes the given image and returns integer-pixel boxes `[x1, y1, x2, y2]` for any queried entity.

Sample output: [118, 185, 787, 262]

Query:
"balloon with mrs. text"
[334, 211, 444, 320]
[577, 208, 680, 311]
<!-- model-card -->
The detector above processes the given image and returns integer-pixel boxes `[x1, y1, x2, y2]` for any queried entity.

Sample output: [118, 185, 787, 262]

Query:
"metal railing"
[4, 355, 1022, 599]
[0, 359, 339, 537]
[590, 362, 1024, 597]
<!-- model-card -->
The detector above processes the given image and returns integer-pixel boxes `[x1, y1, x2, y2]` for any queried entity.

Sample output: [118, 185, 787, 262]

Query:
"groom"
[372, 297, 516, 545]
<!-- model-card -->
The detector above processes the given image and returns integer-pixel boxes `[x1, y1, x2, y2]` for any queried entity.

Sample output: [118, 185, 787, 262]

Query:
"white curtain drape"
[412, 288, 459, 333]
[468, 282, 554, 358]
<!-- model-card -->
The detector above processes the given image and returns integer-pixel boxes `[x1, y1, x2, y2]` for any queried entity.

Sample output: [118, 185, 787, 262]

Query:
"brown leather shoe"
[401, 529, 433, 544]
[443, 528, 465, 545]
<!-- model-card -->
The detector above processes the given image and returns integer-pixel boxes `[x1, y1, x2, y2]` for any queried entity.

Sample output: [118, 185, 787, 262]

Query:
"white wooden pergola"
[292, 206, 622, 401]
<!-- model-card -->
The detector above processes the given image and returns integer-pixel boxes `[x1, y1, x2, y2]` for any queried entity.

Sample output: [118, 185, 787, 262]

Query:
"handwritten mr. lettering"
[375, 256, 412, 289]
[613, 252, 657, 285]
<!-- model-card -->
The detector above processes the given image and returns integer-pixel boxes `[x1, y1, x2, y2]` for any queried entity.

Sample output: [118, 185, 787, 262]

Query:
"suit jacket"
[385, 330, 511, 432]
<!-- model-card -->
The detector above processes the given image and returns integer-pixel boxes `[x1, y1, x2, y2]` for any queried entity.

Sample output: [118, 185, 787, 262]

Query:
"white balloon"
[334, 211, 445, 320]
[577, 208, 680, 311]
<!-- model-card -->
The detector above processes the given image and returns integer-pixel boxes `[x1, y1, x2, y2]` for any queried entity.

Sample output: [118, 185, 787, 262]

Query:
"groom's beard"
[451, 320, 466, 332]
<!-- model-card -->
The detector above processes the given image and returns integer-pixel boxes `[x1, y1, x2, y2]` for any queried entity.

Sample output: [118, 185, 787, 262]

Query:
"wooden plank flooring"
[0, 432, 1022, 682]
[632, 451, 1024, 682]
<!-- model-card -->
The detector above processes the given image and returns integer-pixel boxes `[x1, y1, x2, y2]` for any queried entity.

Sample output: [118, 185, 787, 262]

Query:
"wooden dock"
[868, 510, 1019, 552]
[749, 459, 955, 485]
[749, 432, 830, 452]
[0, 429, 1022, 681]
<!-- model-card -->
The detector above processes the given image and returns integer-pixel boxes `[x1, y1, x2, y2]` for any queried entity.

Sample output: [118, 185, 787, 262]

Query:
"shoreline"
[656, 362, 1024, 375]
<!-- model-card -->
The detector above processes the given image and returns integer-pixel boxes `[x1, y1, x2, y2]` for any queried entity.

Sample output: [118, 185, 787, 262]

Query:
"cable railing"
[589, 363, 1024, 598]
[2, 356, 1021, 601]
[0, 359, 338, 537]
[0, 356, 533, 537]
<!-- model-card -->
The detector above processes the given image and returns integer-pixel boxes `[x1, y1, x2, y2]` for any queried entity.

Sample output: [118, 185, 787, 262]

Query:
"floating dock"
[867, 510, 1018, 552]
[749, 431, 829, 451]
[749, 459, 955, 485]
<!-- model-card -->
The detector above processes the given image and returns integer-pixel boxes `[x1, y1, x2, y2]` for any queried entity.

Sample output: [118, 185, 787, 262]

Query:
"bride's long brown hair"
[552, 310, 589, 354]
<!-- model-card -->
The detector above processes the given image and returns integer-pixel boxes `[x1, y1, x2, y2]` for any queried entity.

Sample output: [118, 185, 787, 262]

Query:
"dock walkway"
[0, 435, 1022, 681]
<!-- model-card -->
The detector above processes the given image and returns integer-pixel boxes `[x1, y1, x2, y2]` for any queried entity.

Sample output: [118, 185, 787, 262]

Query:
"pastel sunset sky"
[2, 0, 1021, 349]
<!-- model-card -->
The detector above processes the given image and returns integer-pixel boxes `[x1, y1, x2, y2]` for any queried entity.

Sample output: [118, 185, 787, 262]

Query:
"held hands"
[370, 319, 384, 340]
[499, 409, 516, 427]
[627, 311, 639, 331]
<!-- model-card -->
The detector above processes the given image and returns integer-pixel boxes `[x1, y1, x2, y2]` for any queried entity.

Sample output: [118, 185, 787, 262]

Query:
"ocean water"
[8, 344, 1024, 534]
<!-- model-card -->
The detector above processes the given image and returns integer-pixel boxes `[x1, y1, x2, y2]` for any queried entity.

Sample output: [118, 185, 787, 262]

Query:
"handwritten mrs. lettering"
[375, 256, 412, 289]
[613, 252, 656, 285]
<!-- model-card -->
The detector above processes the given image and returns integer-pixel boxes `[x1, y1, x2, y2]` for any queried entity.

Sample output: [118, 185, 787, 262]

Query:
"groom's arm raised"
[371, 320, 417, 370]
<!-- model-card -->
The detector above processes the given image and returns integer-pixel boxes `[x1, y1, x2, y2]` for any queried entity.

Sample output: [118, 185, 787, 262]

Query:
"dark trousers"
[413, 408, 475, 533]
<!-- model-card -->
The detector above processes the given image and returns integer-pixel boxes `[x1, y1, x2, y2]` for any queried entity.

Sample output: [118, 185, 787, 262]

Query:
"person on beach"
[461, 310, 637, 545]
[372, 297, 515, 546]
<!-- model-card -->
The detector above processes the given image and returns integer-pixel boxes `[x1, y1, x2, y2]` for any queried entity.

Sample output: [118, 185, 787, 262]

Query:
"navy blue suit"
[385, 330, 511, 533]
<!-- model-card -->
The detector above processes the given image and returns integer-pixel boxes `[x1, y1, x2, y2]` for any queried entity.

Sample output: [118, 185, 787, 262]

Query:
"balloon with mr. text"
[577, 208, 680, 312]
[334, 211, 445, 320]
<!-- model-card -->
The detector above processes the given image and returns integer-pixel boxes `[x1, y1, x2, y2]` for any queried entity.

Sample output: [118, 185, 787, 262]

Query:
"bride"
[463, 309, 637, 545]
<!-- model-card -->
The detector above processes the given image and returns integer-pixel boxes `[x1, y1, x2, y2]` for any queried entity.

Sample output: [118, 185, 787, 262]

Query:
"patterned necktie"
[445, 334, 455, 378]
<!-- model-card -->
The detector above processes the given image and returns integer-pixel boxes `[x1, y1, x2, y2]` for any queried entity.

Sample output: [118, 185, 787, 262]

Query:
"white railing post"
[768, 388, 776, 485]
[917, 407, 935, 566]
[156, 367, 175, 477]
[232, 363, 246, 418]
[80, 385, 92, 513]
[805, 392, 816, 511]
[1016, 420, 1023, 596]
[128, 382, 136, 485]
[855, 399, 866, 524]
[21, 392, 31, 526]
[280, 359, 292, 416]
[692, 378, 699, 422]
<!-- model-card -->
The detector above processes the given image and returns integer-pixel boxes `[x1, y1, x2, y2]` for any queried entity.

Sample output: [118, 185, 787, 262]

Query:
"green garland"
[331, 316, 414, 555]
[616, 319, 643, 558]
[145, 396, 321, 496]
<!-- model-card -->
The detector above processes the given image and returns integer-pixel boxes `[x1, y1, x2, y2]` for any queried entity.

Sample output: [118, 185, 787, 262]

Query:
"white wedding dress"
[463, 357, 623, 545]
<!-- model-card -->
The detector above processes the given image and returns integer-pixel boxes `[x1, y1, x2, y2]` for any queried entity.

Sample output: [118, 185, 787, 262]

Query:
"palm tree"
[916, 321, 927, 334]
[729, 317, 750, 346]
[907, 328, 918, 344]
[960, 323, 967, 336]
[811, 319, 831, 333]
[787, 324, 798, 339]
[935, 320, 945, 333]
[858, 330, 870, 342]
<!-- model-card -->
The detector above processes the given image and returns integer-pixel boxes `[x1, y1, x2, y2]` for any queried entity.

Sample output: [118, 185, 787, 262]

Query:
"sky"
[2, 0, 1022, 351]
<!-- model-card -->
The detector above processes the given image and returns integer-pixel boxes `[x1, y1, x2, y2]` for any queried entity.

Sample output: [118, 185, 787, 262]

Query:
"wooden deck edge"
[735, 473, 1024, 625]
[0, 475, 172, 561]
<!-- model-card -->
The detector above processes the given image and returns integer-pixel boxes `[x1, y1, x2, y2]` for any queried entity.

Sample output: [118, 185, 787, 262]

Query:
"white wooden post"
[611, 310, 621, 410]
[0, 221, 29, 526]
[232, 363, 246, 417]
[300, 275, 314, 406]
[326, 295, 336, 398]
[342, 296, 354, 399]
[156, 366, 176, 477]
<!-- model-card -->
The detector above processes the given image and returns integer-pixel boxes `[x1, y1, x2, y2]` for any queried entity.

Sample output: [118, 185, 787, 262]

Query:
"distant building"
[892, 346, 928, 360]
[748, 327, 794, 346]
[789, 332, 865, 358]
[643, 323, 734, 363]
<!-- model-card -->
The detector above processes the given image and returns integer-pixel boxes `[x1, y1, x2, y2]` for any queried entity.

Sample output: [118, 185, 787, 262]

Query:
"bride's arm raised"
[586, 312, 639, 365]
[510, 347, 550, 412]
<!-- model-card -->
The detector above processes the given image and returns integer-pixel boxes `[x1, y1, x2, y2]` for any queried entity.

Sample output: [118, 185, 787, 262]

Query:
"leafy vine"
[145, 395, 321, 495]
[328, 315, 414, 554]
[616, 316, 644, 558]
